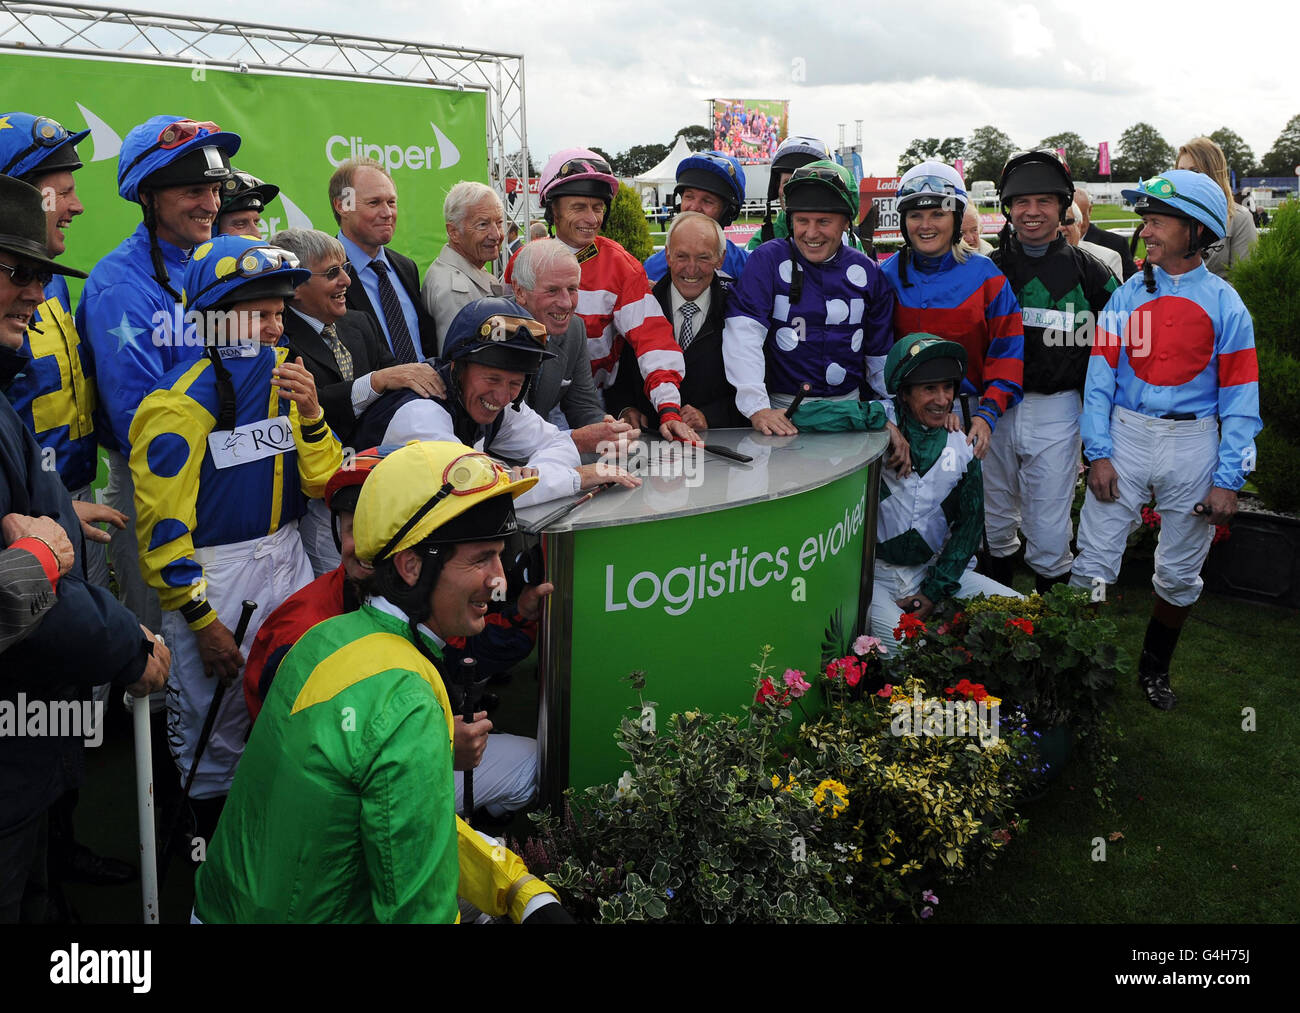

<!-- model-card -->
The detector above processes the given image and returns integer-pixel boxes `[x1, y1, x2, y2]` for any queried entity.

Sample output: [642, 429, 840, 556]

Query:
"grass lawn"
[938, 571, 1299, 924]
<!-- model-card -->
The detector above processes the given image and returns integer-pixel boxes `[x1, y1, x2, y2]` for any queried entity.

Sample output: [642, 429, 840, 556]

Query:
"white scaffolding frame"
[0, 1, 529, 224]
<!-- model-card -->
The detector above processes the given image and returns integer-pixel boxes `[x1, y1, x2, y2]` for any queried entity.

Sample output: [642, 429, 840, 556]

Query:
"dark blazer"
[605, 274, 746, 429]
[282, 308, 397, 448]
[528, 315, 606, 429]
[1084, 223, 1138, 280]
[342, 245, 439, 360]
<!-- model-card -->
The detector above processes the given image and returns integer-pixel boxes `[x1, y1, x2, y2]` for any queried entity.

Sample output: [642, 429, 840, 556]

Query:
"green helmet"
[884, 333, 967, 395]
[782, 159, 859, 221]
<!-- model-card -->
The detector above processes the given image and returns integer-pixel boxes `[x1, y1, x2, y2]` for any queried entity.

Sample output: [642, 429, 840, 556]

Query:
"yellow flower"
[813, 778, 850, 818]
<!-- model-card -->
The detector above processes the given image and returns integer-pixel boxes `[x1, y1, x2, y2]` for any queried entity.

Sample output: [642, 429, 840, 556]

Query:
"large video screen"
[711, 98, 789, 164]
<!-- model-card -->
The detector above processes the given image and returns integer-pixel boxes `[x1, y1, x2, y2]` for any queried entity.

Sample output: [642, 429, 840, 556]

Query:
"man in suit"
[511, 238, 638, 453]
[328, 158, 437, 362]
[271, 228, 442, 574]
[607, 212, 745, 431]
[420, 181, 509, 354]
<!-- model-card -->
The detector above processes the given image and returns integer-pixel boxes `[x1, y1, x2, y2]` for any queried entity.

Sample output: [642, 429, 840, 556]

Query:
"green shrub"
[1232, 199, 1300, 510]
[600, 182, 653, 261]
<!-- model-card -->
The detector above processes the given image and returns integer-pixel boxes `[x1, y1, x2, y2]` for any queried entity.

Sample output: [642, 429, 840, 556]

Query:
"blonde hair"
[1176, 137, 1236, 224]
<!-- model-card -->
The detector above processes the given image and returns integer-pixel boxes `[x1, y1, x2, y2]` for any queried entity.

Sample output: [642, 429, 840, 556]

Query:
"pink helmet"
[539, 148, 618, 206]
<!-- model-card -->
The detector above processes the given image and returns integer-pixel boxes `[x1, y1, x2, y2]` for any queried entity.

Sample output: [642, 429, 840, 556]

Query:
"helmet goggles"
[186, 245, 302, 306]
[478, 313, 548, 348]
[376, 452, 515, 561]
[0, 115, 70, 176]
[121, 119, 222, 179]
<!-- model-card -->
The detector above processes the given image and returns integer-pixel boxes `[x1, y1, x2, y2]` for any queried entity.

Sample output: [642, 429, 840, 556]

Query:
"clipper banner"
[0, 52, 489, 297]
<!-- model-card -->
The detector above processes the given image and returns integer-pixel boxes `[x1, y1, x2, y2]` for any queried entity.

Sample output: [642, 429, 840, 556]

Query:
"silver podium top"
[515, 427, 890, 533]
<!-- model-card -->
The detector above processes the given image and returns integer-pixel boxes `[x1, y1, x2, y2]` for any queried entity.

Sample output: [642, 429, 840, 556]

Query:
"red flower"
[1212, 524, 1231, 545]
[876, 684, 894, 698]
[844, 658, 864, 687]
[893, 612, 928, 643]
[1005, 617, 1034, 636]
[755, 677, 778, 704]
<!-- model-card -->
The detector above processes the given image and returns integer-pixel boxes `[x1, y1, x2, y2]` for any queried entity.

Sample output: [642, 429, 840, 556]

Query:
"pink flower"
[782, 668, 811, 698]
[922, 890, 938, 905]
[853, 635, 886, 657]
[920, 906, 934, 919]
[876, 684, 894, 699]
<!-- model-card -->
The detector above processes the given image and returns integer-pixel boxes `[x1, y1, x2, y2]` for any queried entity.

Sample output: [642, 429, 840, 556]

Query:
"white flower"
[615, 770, 635, 798]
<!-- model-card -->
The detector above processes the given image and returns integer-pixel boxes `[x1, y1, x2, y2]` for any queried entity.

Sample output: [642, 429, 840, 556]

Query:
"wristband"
[658, 405, 682, 426]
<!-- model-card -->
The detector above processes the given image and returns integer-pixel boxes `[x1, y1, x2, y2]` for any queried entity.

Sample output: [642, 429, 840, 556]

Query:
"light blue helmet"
[1123, 169, 1227, 241]
[117, 115, 241, 203]
[182, 234, 309, 315]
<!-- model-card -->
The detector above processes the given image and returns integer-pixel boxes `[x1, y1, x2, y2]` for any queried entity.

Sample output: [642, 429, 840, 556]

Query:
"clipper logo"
[326, 122, 461, 171]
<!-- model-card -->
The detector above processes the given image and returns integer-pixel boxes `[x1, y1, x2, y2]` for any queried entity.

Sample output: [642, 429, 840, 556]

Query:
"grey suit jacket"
[0, 546, 56, 653]
[528, 316, 606, 429]
[421, 244, 509, 355]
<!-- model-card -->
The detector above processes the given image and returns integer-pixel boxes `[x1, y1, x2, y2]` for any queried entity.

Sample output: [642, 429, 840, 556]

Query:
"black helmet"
[219, 169, 279, 221]
[998, 149, 1074, 222]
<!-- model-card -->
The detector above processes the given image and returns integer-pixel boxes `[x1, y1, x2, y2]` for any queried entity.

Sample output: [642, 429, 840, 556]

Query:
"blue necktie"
[369, 258, 417, 363]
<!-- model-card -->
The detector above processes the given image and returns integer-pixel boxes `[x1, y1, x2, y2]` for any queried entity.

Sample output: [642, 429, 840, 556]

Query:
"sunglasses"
[0, 259, 53, 288]
[312, 264, 349, 281]
[120, 119, 222, 178]
[375, 452, 510, 560]
[478, 313, 549, 347]
[0, 116, 70, 176]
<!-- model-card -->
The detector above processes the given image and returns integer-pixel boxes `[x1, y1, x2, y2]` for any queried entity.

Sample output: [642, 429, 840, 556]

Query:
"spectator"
[1076, 186, 1137, 280]
[0, 173, 169, 923]
[77, 115, 239, 631]
[420, 181, 508, 352]
[1063, 201, 1123, 280]
[129, 235, 341, 841]
[506, 221, 523, 256]
[961, 202, 995, 256]
[644, 151, 750, 283]
[610, 212, 746, 431]
[510, 238, 633, 449]
[724, 160, 894, 437]
[1176, 136, 1258, 279]
[329, 158, 436, 361]
[528, 221, 548, 242]
[215, 169, 277, 238]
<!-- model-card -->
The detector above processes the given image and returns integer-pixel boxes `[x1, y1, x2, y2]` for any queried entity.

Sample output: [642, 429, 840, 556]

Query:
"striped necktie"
[679, 301, 700, 350]
[369, 258, 418, 363]
[321, 322, 354, 382]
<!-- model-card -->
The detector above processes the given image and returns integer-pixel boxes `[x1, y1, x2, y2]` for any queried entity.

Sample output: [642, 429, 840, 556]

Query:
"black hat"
[0, 174, 87, 278]
[141, 144, 233, 192]
[219, 169, 279, 219]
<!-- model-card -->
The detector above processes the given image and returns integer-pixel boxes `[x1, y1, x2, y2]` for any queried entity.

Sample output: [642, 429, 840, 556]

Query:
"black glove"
[521, 901, 575, 924]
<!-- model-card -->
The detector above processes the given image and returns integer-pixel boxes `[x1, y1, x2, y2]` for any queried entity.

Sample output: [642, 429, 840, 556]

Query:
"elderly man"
[330, 158, 436, 362]
[0, 174, 170, 922]
[272, 227, 443, 574]
[420, 181, 509, 352]
[1063, 201, 1123, 281]
[510, 238, 638, 452]
[961, 203, 995, 255]
[1075, 186, 1136, 280]
[610, 212, 745, 431]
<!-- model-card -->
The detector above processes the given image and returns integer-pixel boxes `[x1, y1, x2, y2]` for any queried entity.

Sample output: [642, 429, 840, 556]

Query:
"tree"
[1040, 131, 1097, 183]
[588, 146, 617, 171]
[1208, 128, 1257, 181]
[896, 137, 964, 175]
[611, 143, 669, 177]
[964, 126, 1017, 185]
[673, 124, 713, 151]
[1113, 122, 1175, 180]
[602, 182, 653, 260]
[1260, 113, 1300, 177]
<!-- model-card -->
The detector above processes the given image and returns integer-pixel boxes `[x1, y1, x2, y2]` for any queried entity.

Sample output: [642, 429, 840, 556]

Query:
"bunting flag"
[1098, 141, 1111, 176]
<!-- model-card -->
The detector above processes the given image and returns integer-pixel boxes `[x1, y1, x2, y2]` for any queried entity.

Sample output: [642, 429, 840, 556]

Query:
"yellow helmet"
[353, 441, 537, 563]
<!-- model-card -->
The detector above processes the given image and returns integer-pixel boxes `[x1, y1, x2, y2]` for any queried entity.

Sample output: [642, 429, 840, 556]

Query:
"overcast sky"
[50, 0, 1300, 175]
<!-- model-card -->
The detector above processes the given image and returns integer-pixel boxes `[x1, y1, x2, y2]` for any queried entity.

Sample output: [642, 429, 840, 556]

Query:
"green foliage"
[1114, 122, 1175, 180]
[526, 657, 841, 924]
[1260, 112, 1300, 177]
[673, 124, 713, 150]
[1040, 131, 1096, 182]
[798, 675, 1032, 921]
[1231, 199, 1300, 510]
[964, 125, 1018, 184]
[1207, 127, 1257, 180]
[601, 182, 653, 261]
[897, 137, 964, 175]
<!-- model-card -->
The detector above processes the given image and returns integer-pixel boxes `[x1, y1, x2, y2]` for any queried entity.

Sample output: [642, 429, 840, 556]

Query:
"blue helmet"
[183, 235, 309, 316]
[118, 115, 241, 203]
[0, 111, 89, 181]
[443, 296, 556, 374]
[675, 151, 746, 226]
[1123, 170, 1227, 241]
